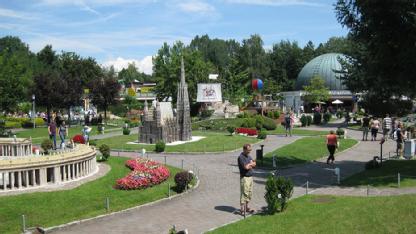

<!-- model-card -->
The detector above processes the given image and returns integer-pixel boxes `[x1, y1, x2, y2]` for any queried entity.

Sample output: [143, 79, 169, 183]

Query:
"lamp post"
[32, 94, 36, 129]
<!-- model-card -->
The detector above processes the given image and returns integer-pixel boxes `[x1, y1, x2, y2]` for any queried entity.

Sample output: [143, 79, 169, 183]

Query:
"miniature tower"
[155, 101, 161, 127]
[176, 57, 192, 141]
[143, 100, 149, 121]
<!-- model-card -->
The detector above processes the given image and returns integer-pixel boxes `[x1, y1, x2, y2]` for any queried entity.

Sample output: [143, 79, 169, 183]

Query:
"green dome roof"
[295, 53, 347, 90]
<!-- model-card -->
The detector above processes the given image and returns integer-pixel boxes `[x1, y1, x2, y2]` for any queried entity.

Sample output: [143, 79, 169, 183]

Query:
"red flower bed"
[235, 127, 257, 136]
[72, 134, 85, 144]
[116, 158, 170, 190]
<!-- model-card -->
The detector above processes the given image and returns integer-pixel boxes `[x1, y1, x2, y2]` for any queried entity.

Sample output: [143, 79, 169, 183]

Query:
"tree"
[89, 67, 120, 124]
[118, 63, 140, 86]
[335, 0, 416, 102]
[302, 76, 330, 104]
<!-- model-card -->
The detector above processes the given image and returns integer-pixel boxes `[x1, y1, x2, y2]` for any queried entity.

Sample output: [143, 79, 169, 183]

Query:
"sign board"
[209, 74, 219, 80]
[197, 83, 222, 102]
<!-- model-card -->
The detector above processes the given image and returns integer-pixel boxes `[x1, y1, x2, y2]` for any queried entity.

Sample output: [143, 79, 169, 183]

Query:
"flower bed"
[116, 158, 170, 190]
[72, 134, 85, 144]
[235, 127, 258, 136]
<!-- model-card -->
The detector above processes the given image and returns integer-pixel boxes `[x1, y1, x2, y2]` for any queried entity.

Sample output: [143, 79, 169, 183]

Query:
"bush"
[5, 121, 21, 129]
[0, 119, 6, 136]
[257, 130, 267, 139]
[174, 171, 194, 193]
[264, 175, 294, 214]
[226, 126, 235, 135]
[241, 118, 256, 128]
[365, 159, 380, 170]
[155, 141, 166, 152]
[323, 112, 332, 123]
[41, 139, 53, 154]
[123, 127, 131, 135]
[313, 112, 322, 125]
[99, 144, 111, 161]
[200, 109, 214, 119]
[336, 127, 345, 137]
[262, 116, 277, 130]
[89, 140, 97, 146]
[274, 110, 281, 119]
[21, 120, 34, 128]
[300, 115, 307, 127]
[306, 115, 312, 126]
[72, 134, 85, 144]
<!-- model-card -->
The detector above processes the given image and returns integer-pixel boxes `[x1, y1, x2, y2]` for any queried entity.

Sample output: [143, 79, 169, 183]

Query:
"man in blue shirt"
[238, 144, 256, 215]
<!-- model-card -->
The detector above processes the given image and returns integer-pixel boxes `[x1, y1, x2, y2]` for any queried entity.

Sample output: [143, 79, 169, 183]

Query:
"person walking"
[237, 144, 256, 216]
[361, 114, 370, 141]
[82, 125, 92, 144]
[383, 114, 392, 140]
[48, 120, 57, 150]
[59, 121, 68, 149]
[326, 130, 338, 164]
[370, 117, 380, 141]
[396, 122, 404, 158]
[284, 111, 292, 137]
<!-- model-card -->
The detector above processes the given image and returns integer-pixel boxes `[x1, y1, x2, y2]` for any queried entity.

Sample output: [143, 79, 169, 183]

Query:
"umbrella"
[332, 99, 343, 104]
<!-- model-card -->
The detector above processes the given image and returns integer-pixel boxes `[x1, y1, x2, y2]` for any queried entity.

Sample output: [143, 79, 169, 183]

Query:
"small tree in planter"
[264, 175, 294, 214]
[99, 144, 111, 161]
[336, 127, 345, 138]
[300, 115, 307, 127]
[122, 127, 130, 135]
[174, 171, 194, 193]
[41, 139, 53, 154]
[155, 141, 166, 152]
[226, 126, 235, 136]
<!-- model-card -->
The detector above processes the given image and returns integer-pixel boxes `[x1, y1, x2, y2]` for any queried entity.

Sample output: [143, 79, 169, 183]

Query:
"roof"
[295, 53, 347, 91]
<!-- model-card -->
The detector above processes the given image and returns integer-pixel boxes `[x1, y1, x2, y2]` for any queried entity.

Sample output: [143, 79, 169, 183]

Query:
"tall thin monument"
[176, 57, 192, 141]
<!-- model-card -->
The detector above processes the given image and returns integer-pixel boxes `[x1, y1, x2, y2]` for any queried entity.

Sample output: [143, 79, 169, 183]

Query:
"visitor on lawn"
[82, 125, 92, 144]
[48, 120, 57, 150]
[238, 144, 256, 215]
[59, 121, 68, 149]
[396, 122, 404, 158]
[383, 114, 392, 140]
[362, 114, 370, 141]
[326, 130, 338, 164]
[284, 111, 293, 137]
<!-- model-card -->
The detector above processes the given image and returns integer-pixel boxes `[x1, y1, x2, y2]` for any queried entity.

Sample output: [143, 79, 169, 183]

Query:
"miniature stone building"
[139, 58, 192, 143]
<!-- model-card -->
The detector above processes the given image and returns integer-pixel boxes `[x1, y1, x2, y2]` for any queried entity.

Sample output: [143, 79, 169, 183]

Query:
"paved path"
[53, 126, 409, 234]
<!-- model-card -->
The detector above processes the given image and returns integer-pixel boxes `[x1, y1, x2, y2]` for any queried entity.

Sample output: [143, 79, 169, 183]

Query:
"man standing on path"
[238, 144, 256, 215]
[362, 114, 370, 141]
[48, 120, 57, 150]
[383, 114, 392, 140]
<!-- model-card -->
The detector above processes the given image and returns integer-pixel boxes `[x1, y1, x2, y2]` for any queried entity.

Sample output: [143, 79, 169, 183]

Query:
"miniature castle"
[139, 58, 192, 144]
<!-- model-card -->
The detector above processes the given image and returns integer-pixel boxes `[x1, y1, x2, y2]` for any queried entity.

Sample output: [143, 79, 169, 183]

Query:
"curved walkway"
[53, 126, 413, 234]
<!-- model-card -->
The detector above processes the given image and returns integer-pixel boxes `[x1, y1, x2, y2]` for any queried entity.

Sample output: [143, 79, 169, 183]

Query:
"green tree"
[118, 63, 140, 86]
[302, 76, 330, 104]
[335, 0, 416, 102]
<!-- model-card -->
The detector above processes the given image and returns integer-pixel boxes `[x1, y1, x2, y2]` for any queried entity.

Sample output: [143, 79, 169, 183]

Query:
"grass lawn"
[15, 125, 121, 144]
[266, 126, 328, 136]
[209, 195, 416, 234]
[342, 160, 416, 188]
[94, 131, 261, 153]
[0, 156, 182, 234]
[260, 137, 358, 168]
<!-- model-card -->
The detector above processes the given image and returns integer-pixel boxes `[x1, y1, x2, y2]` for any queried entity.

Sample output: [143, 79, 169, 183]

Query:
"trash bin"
[404, 139, 415, 159]
[256, 149, 263, 161]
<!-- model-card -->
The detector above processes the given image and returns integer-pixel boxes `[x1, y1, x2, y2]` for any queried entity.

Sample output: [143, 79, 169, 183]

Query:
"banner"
[197, 83, 222, 102]
[209, 74, 219, 80]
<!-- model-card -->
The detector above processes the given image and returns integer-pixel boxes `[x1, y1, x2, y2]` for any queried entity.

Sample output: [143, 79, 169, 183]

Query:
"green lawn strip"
[94, 131, 260, 153]
[15, 125, 121, 144]
[260, 137, 358, 168]
[266, 126, 328, 136]
[0, 157, 181, 234]
[342, 160, 416, 188]
[209, 195, 416, 234]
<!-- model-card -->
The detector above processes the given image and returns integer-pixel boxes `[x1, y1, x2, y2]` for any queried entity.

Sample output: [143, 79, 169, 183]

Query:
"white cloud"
[224, 0, 326, 7]
[178, 1, 216, 14]
[102, 56, 153, 75]
[0, 7, 35, 20]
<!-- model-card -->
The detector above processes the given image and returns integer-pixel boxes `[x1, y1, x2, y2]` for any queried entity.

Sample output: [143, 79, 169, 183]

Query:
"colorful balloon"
[251, 79, 263, 90]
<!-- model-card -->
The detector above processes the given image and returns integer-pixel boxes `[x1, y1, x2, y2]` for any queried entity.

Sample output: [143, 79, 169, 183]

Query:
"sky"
[0, 0, 347, 74]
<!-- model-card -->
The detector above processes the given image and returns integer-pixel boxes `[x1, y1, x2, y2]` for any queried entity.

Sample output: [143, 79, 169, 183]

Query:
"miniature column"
[54, 166, 60, 184]
[9, 172, 14, 189]
[24, 171, 29, 187]
[1, 172, 6, 190]
[16, 171, 21, 189]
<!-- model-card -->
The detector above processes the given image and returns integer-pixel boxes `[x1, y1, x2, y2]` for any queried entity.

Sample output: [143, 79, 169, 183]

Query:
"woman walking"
[326, 130, 338, 164]
[370, 117, 380, 141]
[59, 121, 68, 149]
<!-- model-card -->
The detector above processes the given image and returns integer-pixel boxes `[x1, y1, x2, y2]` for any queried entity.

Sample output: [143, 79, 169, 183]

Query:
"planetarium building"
[281, 53, 354, 112]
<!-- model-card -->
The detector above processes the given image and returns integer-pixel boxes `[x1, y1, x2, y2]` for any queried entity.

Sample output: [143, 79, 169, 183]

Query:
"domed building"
[281, 53, 354, 112]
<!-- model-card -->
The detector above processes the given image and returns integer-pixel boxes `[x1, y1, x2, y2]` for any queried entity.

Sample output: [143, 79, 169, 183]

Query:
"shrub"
[21, 120, 34, 128]
[257, 130, 267, 139]
[155, 141, 166, 152]
[0, 119, 5, 136]
[323, 112, 332, 123]
[123, 127, 131, 135]
[336, 127, 345, 137]
[174, 171, 194, 193]
[241, 118, 256, 128]
[72, 134, 85, 144]
[262, 116, 277, 130]
[200, 109, 214, 119]
[365, 159, 380, 170]
[306, 115, 312, 126]
[99, 144, 111, 161]
[89, 140, 97, 146]
[5, 121, 21, 129]
[273, 110, 281, 119]
[300, 115, 307, 127]
[226, 126, 235, 135]
[264, 175, 294, 214]
[41, 139, 53, 153]
[313, 112, 322, 125]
